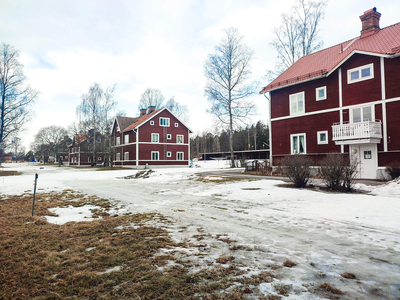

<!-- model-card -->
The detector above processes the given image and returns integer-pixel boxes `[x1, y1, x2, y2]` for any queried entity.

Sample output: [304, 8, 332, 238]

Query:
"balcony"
[332, 120, 382, 145]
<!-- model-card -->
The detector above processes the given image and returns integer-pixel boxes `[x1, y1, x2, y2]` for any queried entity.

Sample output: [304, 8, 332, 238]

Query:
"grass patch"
[341, 272, 356, 279]
[196, 175, 254, 183]
[320, 282, 344, 295]
[283, 260, 297, 267]
[0, 190, 282, 299]
[0, 170, 22, 176]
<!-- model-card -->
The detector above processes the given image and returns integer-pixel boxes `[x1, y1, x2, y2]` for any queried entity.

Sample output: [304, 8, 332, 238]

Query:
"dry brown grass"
[0, 170, 22, 176]
[320, 282, 344, 295]
[216, 255, 235, 264]
[0, 190, 279, 299]
[283, 259, 297, 267]
[341, 272, 356, 279]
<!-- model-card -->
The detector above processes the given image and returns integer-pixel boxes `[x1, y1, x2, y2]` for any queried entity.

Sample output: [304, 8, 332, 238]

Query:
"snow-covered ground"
[1, 161, 399, 299]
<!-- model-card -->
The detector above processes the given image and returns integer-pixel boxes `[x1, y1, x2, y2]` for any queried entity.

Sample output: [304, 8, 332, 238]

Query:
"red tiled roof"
[122, 108, 163, 132]
[260, 21, 400, 93]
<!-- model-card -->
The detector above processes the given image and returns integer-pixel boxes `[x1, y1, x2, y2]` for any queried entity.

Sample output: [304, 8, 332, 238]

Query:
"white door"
[350, 144, 377, 179]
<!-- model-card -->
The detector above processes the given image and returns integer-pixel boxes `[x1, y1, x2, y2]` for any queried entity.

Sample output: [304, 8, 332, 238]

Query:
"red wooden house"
[69, 133, 107, 166]
[260, 8, 400, 179]
[111, 106, 192, 167]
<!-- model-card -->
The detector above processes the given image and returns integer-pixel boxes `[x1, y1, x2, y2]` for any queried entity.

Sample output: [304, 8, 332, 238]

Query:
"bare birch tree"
[204, 27, 257, 167]
[138, 88, 165, 110]
[269, 0, 327, 77]
[0, 44, 38, 149]
[165, 96, 189, 122]
[76, 83, 116, 166]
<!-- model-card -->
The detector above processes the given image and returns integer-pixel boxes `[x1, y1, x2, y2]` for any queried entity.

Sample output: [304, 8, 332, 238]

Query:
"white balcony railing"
[332, 120, 382, 141]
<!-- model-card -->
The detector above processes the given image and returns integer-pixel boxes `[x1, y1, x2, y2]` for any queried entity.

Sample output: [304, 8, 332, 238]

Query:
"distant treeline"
[190, 120, 269, 158]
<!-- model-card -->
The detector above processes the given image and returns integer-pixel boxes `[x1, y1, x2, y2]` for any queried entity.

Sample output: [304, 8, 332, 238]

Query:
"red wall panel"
[385, 57, 400, 100]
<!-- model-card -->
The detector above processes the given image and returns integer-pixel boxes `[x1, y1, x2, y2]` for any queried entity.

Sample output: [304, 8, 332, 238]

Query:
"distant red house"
[111, 106, 192, 167]
[68, 133, 107, 166]
[260, 8, 400, 179]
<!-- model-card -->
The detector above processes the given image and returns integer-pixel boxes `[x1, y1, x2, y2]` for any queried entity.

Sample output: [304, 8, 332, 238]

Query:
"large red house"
[111, 106, 192, 167]
[69, 133, 107, 166]
[260, 8, 400, 179]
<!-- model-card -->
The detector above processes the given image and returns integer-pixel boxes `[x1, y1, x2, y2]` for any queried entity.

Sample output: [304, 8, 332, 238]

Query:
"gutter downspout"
[263, 92, 272, 167]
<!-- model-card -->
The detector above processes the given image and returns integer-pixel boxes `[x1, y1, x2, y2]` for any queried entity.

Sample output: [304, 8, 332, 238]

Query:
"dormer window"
[347, 63, 374, 84]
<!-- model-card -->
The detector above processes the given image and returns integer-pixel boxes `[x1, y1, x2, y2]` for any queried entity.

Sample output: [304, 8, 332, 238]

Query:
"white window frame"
[167, 151, 172, 157]
[98, 157, 101, 161]
[124, 152, 129, 161]
[175, 123, 179, 127]
[167, 134, 172, 140]
[116, 137, 120, 146]
[151, 133, 159, 143]
[177, 152, 184, 160]
[176, 134, 184, 144]
[350, 104, 375, 123]
[124, 134, 129, 144]
[159, 117, 170, 127]
[116, 153, 120, 161]
[347, 63, 374, 84]
[316, 86, 327, 101]
[317, 131, 328, 145]
[150, 120, 154, 125]
[151, 151, 159, 161]
[290, 133, 307, 154]
[289, 92, 305, 115]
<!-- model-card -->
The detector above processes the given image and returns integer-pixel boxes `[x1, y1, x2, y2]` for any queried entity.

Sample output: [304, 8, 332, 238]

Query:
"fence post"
[32, 173, 38, 217]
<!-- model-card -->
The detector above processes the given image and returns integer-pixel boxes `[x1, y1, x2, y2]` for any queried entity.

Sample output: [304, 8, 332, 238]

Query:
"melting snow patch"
[45, 205, 100, 225]
[97, 266, 122, 275]
[86, 247, 96, 252]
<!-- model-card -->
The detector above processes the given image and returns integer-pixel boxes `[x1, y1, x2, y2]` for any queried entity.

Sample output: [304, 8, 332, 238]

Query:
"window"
[364, 151, 372, 159]
[177, 152, 184, 160]
[124, 152, 129, 161]
[290, 133, 306, 154]
[351, 105, 373, 123]
[151, 151, 159, 160]
[116, 153, 120, 161]
[167, 151, 171, 157]
[124, 134, 129, 144]
[116, 137, 120, 145]
[176, 135, 184, 144]
[175, 123, 179, 127]
[316, 86, 326, 101]
[151, 133, 159, 143]
[289, 92, 305, 115]
[167, 134, 172, 140]
[160, 117, 170, 127]
[347, 63, 374, 84]
[98, 157, 101, 161]
[317, 131, 328, 145]
[150, 120, 154, 125]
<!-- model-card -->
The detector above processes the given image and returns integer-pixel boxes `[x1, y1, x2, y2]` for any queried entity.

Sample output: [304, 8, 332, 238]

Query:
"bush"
[320, 153, 358, 192]
[282, 155, 313, 187]
[386, 161, 400, 180]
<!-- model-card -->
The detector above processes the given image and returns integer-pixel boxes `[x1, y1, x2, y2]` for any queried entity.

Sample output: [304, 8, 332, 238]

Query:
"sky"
[1, 0, 400, 151]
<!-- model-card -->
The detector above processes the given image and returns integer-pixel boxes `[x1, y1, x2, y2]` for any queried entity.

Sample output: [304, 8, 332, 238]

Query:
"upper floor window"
[177, 135, 184, 144]
[160, 117, 170, 127]
[175, 123, 179, 127]
[150, 120, 154, 125]
[316, 86, 326, 101]
[116, 137, 120, 145]
[177, 152, 184, 160]
[151, 133, 159, 143]
[347, 63, 374, 84]
[290, 133, 306, 154]
[124, 134, 129, 144]
[167, 134, 172, 140]
[289, 92, 305, 115]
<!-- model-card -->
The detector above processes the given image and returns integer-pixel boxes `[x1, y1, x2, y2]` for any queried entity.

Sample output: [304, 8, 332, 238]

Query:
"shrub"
[386, 161, 400, 180]
[282, 155, 313, 187]
[320, 153, 358, 192]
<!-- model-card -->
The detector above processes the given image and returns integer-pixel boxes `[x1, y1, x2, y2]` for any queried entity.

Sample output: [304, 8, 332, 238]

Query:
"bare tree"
[138, 88, 165, 110]
[31, 125, 68, 162]
[204, 27, 257, 167]
[269, 0, 327, 77]
[164, 96, 189, 122]
[0, 44, 38, 148]
[76, 83, 117, 166]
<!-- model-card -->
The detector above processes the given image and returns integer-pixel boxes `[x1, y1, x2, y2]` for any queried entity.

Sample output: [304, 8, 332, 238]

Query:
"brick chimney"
[140, 108, 146, 116]
[360, 7, 381, 38]
[148, 106, 155, 114]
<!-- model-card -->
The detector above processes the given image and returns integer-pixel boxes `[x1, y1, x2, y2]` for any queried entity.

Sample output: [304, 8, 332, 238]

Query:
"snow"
[45, 205, 100, 225]
[1, 161, 400, 299]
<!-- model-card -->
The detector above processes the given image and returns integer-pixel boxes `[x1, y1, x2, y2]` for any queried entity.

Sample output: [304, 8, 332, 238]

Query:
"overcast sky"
[1, 0, 400, 151]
